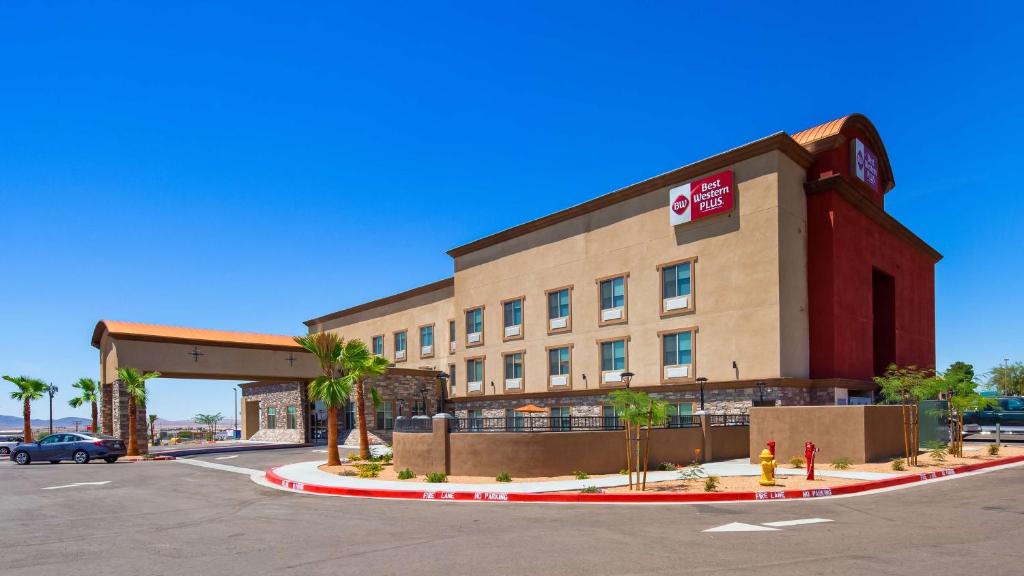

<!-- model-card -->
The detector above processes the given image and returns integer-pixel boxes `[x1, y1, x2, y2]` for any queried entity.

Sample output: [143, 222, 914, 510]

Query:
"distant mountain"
[0, 415, 92, 429]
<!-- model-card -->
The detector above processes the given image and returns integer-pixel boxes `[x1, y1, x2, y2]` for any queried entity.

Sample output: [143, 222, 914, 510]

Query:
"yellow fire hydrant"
[758, 448, 777, 486]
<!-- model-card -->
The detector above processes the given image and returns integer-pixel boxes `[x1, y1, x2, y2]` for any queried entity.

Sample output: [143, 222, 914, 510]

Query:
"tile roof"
[91, 320, 302, 350]
[791, 115, 851, 146]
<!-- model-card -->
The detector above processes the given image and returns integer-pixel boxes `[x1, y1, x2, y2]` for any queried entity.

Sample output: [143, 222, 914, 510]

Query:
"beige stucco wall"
[316, 284, 456, 371]
[749, 405, 904, 464]
[449, 150, 808, 397]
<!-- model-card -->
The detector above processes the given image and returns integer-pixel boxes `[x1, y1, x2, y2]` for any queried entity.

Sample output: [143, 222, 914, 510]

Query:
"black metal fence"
[447, 414, 714, 433]
[707, 413, 750, 427]
[394, 417, 434, 433]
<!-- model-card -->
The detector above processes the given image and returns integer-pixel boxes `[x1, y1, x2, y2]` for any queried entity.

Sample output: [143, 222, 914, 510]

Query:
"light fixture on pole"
[436, 371, 450, 414]
[696, 377, 708, 411]
[621, 372, 635, 388]
[47, 384, 58, 435]
[756, 380, 767, 404]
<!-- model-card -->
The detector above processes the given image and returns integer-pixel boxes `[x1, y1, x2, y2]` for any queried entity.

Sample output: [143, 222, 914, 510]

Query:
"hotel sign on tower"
[668, 170, 734, 226]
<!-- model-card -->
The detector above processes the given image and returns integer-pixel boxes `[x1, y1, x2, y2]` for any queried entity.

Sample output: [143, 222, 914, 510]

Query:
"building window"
[465, 307, 484, 346]
[393, 331, 407, 362]
[412, 399, 426, 416]
[602, 405, 620, 429]
[600, 338, 627, 385]
[546, 286, 572, 333]
[448, 363, 457, 397]
[661, 329, 694, 381]
[376, 401, 394, 430]
[466, 357, 484, 394]
[468, 408, 484, 431]
[448, 319, 456, 353]
[266, 407, 277, 429]
[547, 346, 571, 388]
[598, 275, 627, 324]
[550, 406, 571, 431]
[286, 406, 298, 429]
[505, 408, 524, 431]
[659, 259, 695, 316]
[371, 335, 384, 356]
[502, 297, 524, 340]
[669, 402, 695, 427]
[345, 401, 356, 429]
[419, 324, 434, 358]
[503, 351, 524, 392]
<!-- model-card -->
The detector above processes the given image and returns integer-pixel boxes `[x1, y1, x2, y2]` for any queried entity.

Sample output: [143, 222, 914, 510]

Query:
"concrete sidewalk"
[268, 458, 897, 494]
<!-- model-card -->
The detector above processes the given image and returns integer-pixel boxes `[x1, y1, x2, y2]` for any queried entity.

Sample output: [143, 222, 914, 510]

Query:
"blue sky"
[1, 2, 1021, 420]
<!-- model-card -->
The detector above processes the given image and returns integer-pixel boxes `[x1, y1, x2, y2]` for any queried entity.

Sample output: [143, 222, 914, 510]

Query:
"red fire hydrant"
[805, 441, 819, 480]
[767, 440, 776, 459]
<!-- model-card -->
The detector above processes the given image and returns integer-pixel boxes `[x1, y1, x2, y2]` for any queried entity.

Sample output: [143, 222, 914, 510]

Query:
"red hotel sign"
[668, 170, 734, 226]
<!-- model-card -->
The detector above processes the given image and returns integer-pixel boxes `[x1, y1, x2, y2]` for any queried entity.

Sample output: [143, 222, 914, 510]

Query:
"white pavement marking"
[704, 522, 780, 532]
[214, 455, 239, 460]
[42, 481, 111, 490]
[762, 518, 833, 527]
[173, 458, 260, 475]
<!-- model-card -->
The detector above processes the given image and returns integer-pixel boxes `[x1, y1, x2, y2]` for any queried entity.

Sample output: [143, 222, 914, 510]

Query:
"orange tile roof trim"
[91, 320, 304, 351]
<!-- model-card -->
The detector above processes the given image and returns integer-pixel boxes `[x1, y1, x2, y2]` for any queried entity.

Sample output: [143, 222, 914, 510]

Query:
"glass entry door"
[309, 400, 328, 446]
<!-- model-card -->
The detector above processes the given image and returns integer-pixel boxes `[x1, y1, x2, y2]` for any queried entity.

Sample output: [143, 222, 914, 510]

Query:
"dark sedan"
[10, 432, 126, 465]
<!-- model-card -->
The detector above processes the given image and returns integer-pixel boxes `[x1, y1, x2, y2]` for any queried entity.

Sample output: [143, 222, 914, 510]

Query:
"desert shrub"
[789, 456, 806, 469]
[657, 462, 676, 471]
[678, 462, 707, 481]
[397, 468, 415, 480]
[340, 469, 358, 477]
[347, 454, 363, 462]
[891, 458, 906, 471]
[355, 462, 384, 478]
[988, 443, 1000, 456]
[579, 485, 602, 494]
[925, 440, 947, 462]
[573, 470, 589, 480]
[830, 457, 852, 470]
[425, 472, 448, 483]
[369, 453, 393, 464]
[619, 469, 629, 475]
[704, 476, 720, 492]
[496, 471, 512, 482]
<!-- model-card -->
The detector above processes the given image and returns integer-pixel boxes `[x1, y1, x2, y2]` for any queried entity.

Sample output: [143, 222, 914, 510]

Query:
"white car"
[0, 435, 24, 456]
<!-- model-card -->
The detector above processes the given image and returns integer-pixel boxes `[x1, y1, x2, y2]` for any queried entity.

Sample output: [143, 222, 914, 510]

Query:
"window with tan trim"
[502, 296, 524, 341]
[669, 402, 696, 427]
[657, 257, 696, 317]
[546, 345, 572, 389]
[371, 334, 384, 356]
[597, 336, 629, 387]
[597, 273, 628, 326]
[659, 327, 696, 383]
[448, 319, 456, 353]
[545, 285, 572, 334]
[466, 356, 485, 395]
[393, 330, 407, 363]
[465, 306, 484, 347]
[418, 324, 434, 358]
[502, 350, 524, 393]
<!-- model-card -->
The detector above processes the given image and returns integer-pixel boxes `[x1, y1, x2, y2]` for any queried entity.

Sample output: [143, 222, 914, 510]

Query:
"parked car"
[962, 397, 1024, 435]
[10, 432, 126, 465]
[0, 435, 24, 456]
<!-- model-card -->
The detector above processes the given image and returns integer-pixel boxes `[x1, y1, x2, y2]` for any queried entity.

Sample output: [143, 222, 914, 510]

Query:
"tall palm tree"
[68, 377, 100, 434]
[148, 414, 159, 444]
[117, 367, 161, 456]
[338, 338, 390, 459]
[294, 332, 350, 466]
[4, 375, 47, 442]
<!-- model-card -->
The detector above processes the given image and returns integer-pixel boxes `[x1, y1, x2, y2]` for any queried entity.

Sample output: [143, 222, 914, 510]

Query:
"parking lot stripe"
[173, 458, 260, 475]
[42, 481, 111, 490]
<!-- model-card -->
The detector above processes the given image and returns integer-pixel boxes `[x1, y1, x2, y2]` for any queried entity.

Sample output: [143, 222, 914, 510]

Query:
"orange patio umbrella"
[514, 404, 547, 413]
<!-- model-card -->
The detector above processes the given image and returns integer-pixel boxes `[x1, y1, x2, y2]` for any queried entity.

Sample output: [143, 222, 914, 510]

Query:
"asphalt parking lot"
[2, 447, 1023, 576]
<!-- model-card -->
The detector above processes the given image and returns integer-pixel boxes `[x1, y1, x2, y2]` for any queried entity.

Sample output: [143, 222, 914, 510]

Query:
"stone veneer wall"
[342, 372, 443, 445]
[450, 386, 837, 419]
[243, 381, 307, 443]
[105, 380, 150, 454]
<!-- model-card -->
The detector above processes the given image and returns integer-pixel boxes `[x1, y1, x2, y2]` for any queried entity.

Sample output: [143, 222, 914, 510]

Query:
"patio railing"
[707, 413, 750, 427]
[394, 417, 434, 433]
[448, 414, 708, 433]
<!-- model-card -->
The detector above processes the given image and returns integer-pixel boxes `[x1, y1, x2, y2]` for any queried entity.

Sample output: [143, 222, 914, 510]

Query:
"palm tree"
[294, 332, 351, 466]
[608, 389, 670, 490]
[4, 375, 47, 442]
[193, 412, 224, 440]
[68, 377, 100, 434]
[338, 338, 390, 459]
[117, 367, 161, 456]
[148, 414, 159, 444]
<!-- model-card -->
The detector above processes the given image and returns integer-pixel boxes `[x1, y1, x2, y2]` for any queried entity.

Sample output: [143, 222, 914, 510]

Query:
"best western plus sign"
[668, 170, 735, 226]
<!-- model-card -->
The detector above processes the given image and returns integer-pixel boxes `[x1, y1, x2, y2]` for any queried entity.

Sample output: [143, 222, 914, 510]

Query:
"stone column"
[100, 382, 114, 435]
[110, 381, 130, 441]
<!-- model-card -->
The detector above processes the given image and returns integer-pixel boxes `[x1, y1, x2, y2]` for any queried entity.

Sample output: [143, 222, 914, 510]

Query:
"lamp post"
[436, 371, 450, 414]
[621, 372, 635, 388]
[234, 386, 239, 439]
[419, 385, 429, 416]
[47, 384, 58, 435]
[756, 380, 767, 404]
[696, 377, 708, 411]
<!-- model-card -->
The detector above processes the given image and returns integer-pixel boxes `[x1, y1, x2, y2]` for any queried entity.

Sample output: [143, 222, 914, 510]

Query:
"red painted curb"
[264, 454, 1024, 504]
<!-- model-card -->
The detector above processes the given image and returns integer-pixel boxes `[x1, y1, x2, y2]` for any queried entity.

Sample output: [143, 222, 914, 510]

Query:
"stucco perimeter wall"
[749, 405, 904, 464]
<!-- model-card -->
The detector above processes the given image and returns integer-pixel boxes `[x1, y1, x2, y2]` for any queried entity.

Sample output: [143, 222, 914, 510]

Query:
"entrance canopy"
[91, 320, 318, 383]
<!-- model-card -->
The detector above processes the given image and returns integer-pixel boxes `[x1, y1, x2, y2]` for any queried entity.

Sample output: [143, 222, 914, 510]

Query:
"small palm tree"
[339, 338, 390, 459]
[148, 414, 159, 444]
[117, 367, 161, 456]
[294, 332, 351, 466]
[4, 375, 48, 442]
[68, 377, 100, 434]
[193, 412, 224, 439]
[608, 389, 671, 490]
